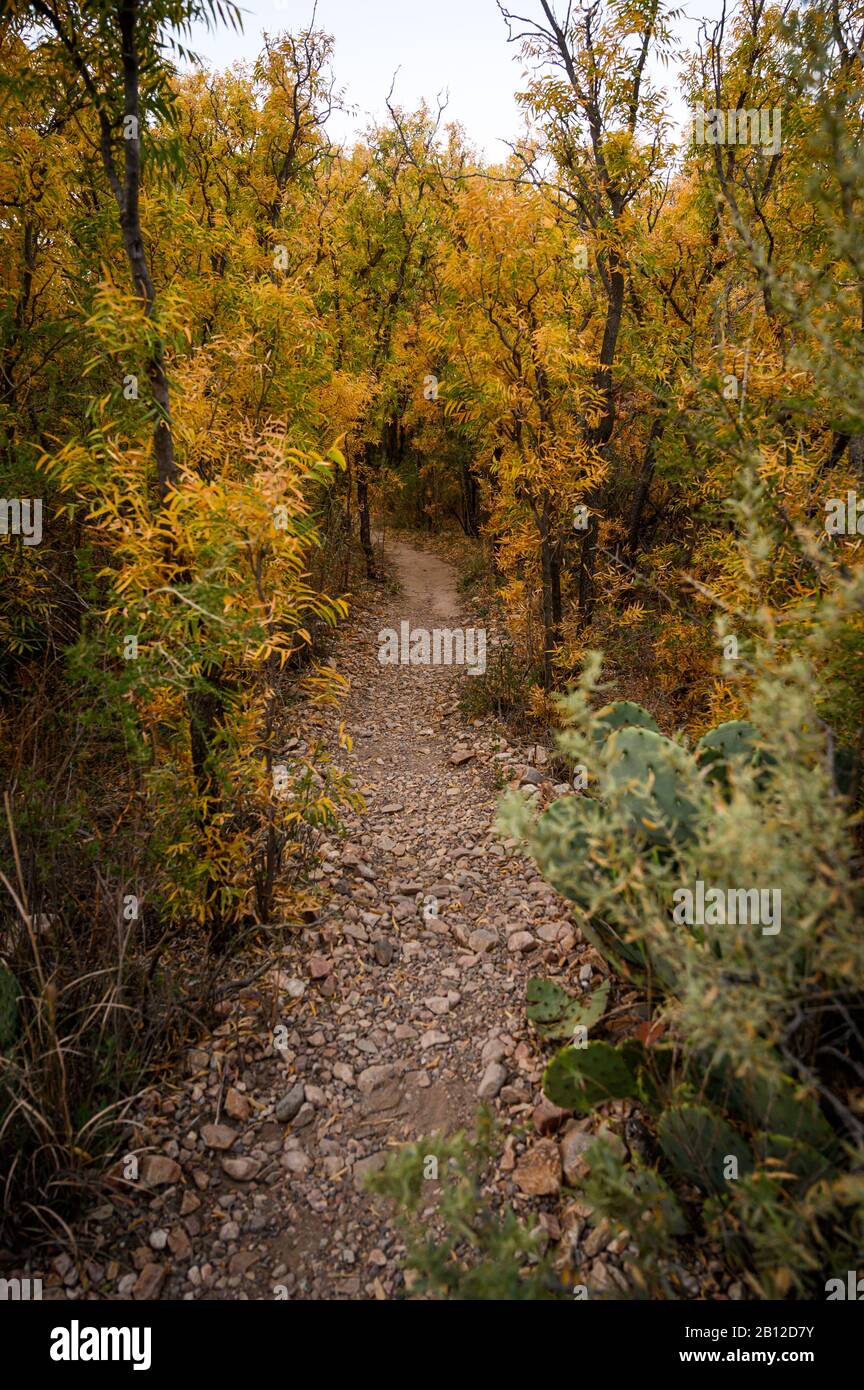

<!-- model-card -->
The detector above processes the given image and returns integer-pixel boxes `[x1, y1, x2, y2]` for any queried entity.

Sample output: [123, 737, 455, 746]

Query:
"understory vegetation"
[0, 0, 861, 1293]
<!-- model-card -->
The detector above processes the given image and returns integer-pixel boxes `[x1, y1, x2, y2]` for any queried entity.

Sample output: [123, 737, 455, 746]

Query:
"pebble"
[201, 1124, 237, 1152]
[140, 1155, 181, 1187]
[275, 1084, 306, 1123]
[514, 1140, 563, 1196]
[560, 1127, 595, 1186]
[221, 1158, 260, 1182]
[477, 1062, 508, 1099]
[507, 931, 537, 953]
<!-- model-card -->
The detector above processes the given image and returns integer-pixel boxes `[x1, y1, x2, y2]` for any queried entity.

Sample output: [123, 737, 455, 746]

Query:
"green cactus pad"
[722, 1069, 835, 1151]
[526, 798, 656, 977]
[696, 719, 758, 758]
[695, 720, 760, 785]
[526, 977, 573, 1023]
[593, 701, 659, 746]
[605, 727, 700, 846]
[526, 977, 610, 1040]
[755, 1132, 833, 1186]
[658, 1104, 753, 1194]
[543, 1039, 641, 1113]
[527, 795, 615, 911]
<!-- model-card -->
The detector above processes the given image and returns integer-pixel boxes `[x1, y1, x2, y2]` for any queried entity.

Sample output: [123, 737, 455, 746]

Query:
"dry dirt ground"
[26, 537, 717, 1302]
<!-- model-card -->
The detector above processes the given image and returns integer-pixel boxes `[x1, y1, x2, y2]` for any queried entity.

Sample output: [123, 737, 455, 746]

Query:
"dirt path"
[37, 539, 595, 1302]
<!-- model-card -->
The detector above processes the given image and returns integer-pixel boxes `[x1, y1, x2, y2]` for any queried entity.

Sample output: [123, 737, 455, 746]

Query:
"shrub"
[459, 638, 541, 723]
[366, 1116, 562, 1300]
[499, 566, 864, 1298]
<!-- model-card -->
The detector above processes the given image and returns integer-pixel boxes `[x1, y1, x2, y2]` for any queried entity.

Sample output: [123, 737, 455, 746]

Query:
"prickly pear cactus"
[754, 1132, 832, 1186]
[542, 1039, 643, 1113]
[526, 977, 609, 1040]
[526, 977, 573, 1024]
[604, 727, 700, 847]
[526, 797, 652, 974]
[592, 700, 659, 745]
[695, 720, 760, 786]
[526, 796, 613, 911]
[0, 963, 20, 1052]
[658, 1104, 752, 1194]
[721, 1069, 835, 1152]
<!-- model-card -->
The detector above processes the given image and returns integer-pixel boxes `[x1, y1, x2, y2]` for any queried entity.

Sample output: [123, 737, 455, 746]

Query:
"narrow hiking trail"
[36, 540, 627, 1302]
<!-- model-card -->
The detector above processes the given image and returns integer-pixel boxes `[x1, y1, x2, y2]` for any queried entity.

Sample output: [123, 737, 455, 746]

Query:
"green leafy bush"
[499, 575, 864, 1297]
[459, 639, 541, 723]
[366, 1115, 561, 1300]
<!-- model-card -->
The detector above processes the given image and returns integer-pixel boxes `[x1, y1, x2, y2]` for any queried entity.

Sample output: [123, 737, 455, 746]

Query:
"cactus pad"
[658, 1104, 752, 1194]
[527, 796, 615, 910]
[593, 701, 659, 746]
[695, 720, 760, 785]
[526, 977, 610, 1040]
[543, 1039, 641, 1112]
[723, 1070, 835, 1151]
[755, 1132, 833, 1186]
[605, 727, 700, 846]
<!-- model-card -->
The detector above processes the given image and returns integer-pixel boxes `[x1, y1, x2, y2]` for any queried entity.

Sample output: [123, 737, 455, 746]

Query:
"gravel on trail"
[25, 539, 723, 1303]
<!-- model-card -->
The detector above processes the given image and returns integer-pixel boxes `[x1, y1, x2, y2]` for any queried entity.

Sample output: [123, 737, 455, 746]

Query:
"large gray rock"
[478, 1062, 507, 1099]
[468, 929, 497, 953]
[275, 1083, 306, 1123]
[357, 1063, 402, 1095]
[514, 1139, 562, 1196]
[560, 1126, 595, 1186]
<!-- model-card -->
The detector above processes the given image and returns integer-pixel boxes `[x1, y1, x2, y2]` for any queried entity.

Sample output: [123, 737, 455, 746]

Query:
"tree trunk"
[577, 512, 600, 630]
[115, 0, 178, 501]
[414, 456, 426, 529]
[461, 459, 480, 537]
[341, 457, 353, 590]
[188, 670, 226, 951]
[577, 251, 626, 625]
[538, 496, 562, 690]
[357, 459, 375, 579]
[627, 411, 666, 553]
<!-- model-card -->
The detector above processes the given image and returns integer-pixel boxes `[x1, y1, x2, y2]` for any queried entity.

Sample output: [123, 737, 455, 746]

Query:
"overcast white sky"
[183, 0, 732, 158]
